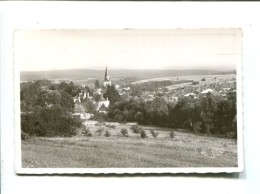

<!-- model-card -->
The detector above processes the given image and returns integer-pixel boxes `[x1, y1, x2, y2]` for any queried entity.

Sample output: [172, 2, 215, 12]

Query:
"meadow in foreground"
[22, 124, 237, 168]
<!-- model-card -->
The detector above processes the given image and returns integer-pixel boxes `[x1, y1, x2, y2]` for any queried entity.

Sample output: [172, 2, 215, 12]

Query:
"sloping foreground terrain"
[22, 128, 237, 168]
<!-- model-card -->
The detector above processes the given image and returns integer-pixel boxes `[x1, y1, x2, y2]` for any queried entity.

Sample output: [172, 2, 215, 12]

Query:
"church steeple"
[104, 66, 109, 81]
[103, 66, 111, 87]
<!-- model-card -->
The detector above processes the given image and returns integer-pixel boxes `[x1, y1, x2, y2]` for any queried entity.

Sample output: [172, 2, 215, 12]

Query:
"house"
[73, 92, 90, 103]
[94, 94, 110, 110]
[201, 88, 213, 94]
[73, 112, 93, 120]
[141, 94, 154, 102]
[184, 92, 196, 97]
[199, 89, 221, 98]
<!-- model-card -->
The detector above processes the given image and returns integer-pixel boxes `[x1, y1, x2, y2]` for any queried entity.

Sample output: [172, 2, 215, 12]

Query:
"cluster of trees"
[103, 85, 121, 105]
[21, 80, 84, 137]
[107, 93, 237, 138]
[21, 80, 81, 112]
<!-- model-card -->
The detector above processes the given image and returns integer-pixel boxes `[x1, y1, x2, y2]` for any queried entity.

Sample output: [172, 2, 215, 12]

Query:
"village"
[72, 66, 236, 120]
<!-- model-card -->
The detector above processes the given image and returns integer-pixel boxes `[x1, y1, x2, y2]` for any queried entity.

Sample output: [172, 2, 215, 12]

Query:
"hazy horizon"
[15, 29, 241, 72]
[20, 67, 236, 73]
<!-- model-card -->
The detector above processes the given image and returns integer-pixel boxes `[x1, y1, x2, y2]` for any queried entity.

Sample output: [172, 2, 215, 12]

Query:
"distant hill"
[20, 69, 236, 82]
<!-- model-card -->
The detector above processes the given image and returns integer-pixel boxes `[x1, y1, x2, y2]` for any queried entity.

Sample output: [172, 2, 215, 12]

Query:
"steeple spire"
[104, 66, 109, 81]
[103, 66, 111, 87]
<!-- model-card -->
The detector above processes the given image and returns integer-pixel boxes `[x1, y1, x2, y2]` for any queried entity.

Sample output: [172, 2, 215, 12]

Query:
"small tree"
[121, 128, 129, 137]
[130, 125, 141, 136]
[94, 80, 101, 89]
[150, 129, 159, 138]
[95, 127, 104, 136]
[110, 125, 116, 129]
[201, 78, 206, 81]
[193, 122, 202, 134]
[104, 130, 111, 137]
[21, 131, 30, 141]
[82, 128, 92, 137]
[140, 129, 148, 139]
[170, 130, 175, 140]
[106, 124, 116, 129]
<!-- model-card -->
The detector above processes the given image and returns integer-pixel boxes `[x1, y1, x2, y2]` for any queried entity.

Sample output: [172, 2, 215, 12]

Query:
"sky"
[14, 29, 242, 71]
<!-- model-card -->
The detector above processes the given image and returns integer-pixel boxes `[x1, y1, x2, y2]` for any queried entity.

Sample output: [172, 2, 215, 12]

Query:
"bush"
[130, 125, 141, 135]
[201, 78, 206, 81]
[140, 130, 148, 139]
[106, 124, 116, 129]
[110, 125, 116, 129]
[95, 127, 104, 136]
[83, 128, 92, 137]
[150, 129, 159, 138]
[121, 128, 129, 137]
[21, 131, 30, 141]
[193, 122, 202, 134]
[104, 130, 111, 137]
[226, 131, 236, 139]
[170, 130, 175, 139]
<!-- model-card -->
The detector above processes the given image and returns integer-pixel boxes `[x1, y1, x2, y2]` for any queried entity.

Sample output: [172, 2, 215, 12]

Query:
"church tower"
[103, 66, 111, 87]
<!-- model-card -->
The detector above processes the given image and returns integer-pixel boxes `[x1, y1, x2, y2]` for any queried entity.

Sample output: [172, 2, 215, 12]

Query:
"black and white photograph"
[14, 29, 243, 173]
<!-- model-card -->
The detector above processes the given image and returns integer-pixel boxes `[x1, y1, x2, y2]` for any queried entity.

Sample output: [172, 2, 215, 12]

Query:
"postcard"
[14, 29, 243, 174]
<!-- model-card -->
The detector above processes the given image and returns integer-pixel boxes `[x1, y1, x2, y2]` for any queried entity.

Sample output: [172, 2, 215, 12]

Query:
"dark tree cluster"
[20, 80, 84, 137]
[107, 92, 237, 138]
[103, 85, 121, 105]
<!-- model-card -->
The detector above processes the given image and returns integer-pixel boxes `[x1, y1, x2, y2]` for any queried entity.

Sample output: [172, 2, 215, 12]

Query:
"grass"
[22, 123, 238, 168]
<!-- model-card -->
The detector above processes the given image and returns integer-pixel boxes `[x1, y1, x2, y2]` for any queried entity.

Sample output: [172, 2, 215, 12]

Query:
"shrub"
[21, 131, 30, 141]
[201, 78, 206, 81]
[104, 130, 111, 137]
[130, 125, 141, 135]
[83, 128, 92, 137]
[140, 130, 148, 139]
[95, 127, 104, 136]
[150, 129, 159, 138]
[106, 124, 116, 129]
[226, 131, 236, 139]
[170, 130, 175, 139]
[121, 128, 129, 137]
[193, 122, 202, 134]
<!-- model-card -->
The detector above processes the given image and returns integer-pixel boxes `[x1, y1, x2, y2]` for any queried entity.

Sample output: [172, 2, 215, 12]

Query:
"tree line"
[106, 92, 237, 138]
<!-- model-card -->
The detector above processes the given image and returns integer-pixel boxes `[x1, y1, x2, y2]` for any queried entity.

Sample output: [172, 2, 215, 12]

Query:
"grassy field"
[132, 74, 235, 90]
[22, 123, 238, 168]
